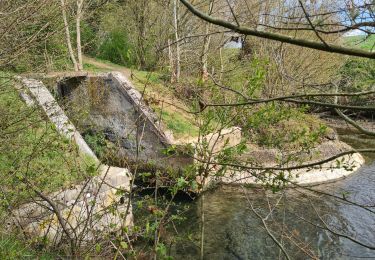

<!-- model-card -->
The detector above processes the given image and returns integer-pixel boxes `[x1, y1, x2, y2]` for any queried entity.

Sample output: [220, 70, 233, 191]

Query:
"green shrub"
[82, 130, 108, 158]
[340, 58, 375, 91]
[339, 58, 375, 106]
[96, 29, 134, 66]
[210, 50, 268, 99]
[246, 103, 328, 150]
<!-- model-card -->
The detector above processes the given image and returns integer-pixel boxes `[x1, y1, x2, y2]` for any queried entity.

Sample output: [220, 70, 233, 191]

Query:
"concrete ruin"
[13, 74, 134, 243]
[12, 71, 195, 242]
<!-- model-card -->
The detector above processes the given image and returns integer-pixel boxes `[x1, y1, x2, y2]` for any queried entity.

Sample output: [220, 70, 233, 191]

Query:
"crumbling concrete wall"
[15, 75, 133, 242]
[17, 71, 363, 201]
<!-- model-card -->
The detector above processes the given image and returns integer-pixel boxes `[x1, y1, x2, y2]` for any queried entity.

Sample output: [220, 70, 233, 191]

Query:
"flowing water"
[170, 129, 375, 259]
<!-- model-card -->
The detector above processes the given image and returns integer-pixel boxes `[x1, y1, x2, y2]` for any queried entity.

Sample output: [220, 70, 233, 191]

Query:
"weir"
[12, 71, 195, 242]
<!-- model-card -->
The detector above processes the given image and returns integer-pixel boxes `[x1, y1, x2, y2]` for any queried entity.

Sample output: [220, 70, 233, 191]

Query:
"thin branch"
[158, 30, 231, 51]
[225, 0, 240, 26]
[194, 148, 375, 171]
[201, 91, 375, 112]
[244, 190, 291, 260]
[27, 181, 76, 254]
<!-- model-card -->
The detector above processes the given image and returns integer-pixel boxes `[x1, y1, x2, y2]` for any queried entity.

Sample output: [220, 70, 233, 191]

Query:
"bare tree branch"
[335, 109, 375, 136]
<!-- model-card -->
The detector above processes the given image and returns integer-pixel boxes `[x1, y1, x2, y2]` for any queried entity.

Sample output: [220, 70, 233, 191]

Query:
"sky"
[343, 29, 367, 37]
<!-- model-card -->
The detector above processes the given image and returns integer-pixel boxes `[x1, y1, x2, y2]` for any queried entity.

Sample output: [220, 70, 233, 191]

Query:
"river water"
[170, 129, 375, 259]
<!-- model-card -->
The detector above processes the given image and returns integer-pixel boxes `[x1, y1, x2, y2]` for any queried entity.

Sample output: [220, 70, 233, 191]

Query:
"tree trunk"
[219, 47, 224, 81]
[168, 39, 176, 83]
[201, 0, 214, 82]
[76, 0, 84, 71]
[60, 0, 78, 71]
[173, 0, 180, 82]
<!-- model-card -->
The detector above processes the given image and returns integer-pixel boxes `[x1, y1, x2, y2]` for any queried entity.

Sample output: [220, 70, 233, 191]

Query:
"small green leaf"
[95, 243, 101, 253]
[120, 241, 128, 249]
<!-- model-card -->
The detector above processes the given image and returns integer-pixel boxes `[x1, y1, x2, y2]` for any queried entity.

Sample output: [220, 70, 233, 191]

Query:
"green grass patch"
[155, 109, 198, 138]
[83, 62, 106, 72]
[344, 35, 375, 51]
[132, 70, 163, 85]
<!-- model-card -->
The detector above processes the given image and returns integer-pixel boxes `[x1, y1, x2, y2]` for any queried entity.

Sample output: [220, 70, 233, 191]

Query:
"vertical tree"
[201, 0, 214, 82]
[76, 0, 84, 71]
[173, 0, 181, 82]
[60, 0, 85, 71]
[61, 0, 79, 71]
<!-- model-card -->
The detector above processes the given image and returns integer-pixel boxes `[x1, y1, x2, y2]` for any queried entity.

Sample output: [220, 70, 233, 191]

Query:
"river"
[169, 129, 375, 259]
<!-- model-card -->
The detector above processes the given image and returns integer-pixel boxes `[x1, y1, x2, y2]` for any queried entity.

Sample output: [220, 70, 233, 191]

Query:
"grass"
[154, 109, 199, 138]
[344, 35, 375, 51]
[0, 234, 54, 259]
[83, 62, 106, 72]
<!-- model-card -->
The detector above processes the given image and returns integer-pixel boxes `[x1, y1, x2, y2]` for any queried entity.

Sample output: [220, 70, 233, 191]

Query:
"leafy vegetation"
[340, 58, 375, 91]
[96, 29, 134, 66]
[82, 130, 109, 158]
[246, 104, 329, 150]
[210, 49, 269, 98]
[337, 57, 375, 108]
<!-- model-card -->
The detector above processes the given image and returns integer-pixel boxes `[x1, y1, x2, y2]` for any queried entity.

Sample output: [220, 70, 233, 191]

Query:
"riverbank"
[203, 125, 366, 186]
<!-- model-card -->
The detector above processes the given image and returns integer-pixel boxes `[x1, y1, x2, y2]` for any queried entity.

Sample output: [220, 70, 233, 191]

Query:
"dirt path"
[83, 56, 132, 78]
